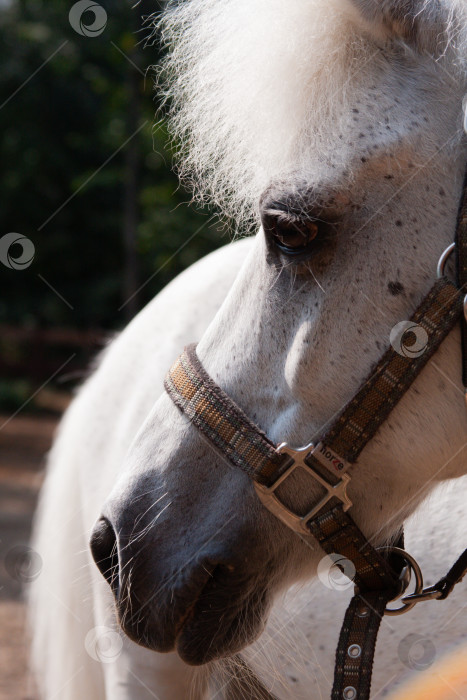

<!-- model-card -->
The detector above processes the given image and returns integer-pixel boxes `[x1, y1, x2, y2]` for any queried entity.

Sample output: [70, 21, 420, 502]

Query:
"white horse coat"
[30, 0, 467, 698]
[29, 237, 467, 699]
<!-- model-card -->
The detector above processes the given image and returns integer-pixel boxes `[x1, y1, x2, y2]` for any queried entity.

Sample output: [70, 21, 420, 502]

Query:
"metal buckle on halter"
[254, 443, 352, 536]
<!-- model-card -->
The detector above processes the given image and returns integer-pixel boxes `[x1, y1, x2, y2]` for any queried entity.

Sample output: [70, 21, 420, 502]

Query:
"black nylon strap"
[434, 548, 467, 600]
[331, 591, 390, 700]
[306, 504, 399, 593]
[455, 170, 467, 387]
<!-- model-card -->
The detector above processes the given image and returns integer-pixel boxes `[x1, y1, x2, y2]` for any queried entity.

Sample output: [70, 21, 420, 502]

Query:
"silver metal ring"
[437, 242, 455, 278]
[376, 546, 424, 616]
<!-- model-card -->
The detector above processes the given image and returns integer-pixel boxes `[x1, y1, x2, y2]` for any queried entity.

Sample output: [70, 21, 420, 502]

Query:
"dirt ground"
[0, 414, 58, 700]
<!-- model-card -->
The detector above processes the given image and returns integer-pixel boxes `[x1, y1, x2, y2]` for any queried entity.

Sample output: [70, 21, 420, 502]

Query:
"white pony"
[29, 1, 467, 698]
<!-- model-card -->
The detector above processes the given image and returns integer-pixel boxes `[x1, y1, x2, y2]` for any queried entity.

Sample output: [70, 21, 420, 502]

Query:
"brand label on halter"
[311, 442, 351, 474]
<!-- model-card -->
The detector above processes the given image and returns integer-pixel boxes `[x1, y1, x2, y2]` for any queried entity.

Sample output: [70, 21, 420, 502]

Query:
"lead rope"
[164, 177, 467, 699]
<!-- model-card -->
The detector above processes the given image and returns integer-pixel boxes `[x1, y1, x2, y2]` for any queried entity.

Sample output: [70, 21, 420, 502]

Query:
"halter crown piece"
[165, 112, 467, 699]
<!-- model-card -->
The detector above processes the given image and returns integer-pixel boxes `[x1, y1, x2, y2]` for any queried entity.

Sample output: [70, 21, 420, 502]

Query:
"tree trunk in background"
[122, 49, 141, 321]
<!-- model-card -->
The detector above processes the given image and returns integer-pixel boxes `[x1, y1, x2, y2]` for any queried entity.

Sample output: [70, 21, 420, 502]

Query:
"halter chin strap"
[164, 180, 467, 699]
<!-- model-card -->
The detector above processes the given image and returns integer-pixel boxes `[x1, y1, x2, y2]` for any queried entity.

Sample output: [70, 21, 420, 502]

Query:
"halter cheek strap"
[166, 276, 462, 484]
[164, 178, 467, 699]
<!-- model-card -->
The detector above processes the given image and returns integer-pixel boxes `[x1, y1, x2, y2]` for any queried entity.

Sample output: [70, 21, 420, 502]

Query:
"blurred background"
[0, 1, 224, 697]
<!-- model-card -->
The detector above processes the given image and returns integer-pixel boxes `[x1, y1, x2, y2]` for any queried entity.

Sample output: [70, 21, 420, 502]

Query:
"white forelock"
[155, 0, 467, 228]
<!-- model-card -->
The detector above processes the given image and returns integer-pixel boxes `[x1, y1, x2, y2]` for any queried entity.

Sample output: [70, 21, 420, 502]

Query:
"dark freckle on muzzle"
[388, 280, 404, 296]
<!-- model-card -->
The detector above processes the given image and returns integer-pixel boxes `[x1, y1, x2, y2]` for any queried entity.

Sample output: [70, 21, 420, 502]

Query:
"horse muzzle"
[89, 513, 271, 665]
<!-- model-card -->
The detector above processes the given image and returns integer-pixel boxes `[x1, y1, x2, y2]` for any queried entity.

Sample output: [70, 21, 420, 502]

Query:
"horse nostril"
[90, 517, 119, 593]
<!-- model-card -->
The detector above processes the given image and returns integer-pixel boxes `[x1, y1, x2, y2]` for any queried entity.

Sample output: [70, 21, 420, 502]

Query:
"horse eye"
[270, 218, 320, 255]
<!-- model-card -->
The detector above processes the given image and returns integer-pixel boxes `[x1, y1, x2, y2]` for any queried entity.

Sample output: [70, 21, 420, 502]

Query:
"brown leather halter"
[165, 172, 467, 699]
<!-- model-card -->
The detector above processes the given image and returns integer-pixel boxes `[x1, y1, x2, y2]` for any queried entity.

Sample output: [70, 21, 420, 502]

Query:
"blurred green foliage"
[0, 0, 225, 334]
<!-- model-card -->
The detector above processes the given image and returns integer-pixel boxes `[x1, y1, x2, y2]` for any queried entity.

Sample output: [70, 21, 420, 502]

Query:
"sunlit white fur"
[28, 241, 252, 700]
[157, 0, 467, 225]
[29, 0, 467, 698]
[29, 237, 467, 699]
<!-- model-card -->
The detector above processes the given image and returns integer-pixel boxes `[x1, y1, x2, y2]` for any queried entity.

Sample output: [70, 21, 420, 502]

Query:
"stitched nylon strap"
[165, 277, 464, 700]
[321, 277, 463, 463]
[306, 505, 399, 592]
[331, 591, 389, 700]
[165, 343, 285, 485]
[166, 277, 463, 487]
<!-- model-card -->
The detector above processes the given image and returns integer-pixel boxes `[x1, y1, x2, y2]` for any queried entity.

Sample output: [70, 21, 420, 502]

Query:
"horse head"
[90, 0, 467, 666]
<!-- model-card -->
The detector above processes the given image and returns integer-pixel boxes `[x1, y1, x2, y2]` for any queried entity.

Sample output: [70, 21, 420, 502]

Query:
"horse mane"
[152, 0, 467, 229]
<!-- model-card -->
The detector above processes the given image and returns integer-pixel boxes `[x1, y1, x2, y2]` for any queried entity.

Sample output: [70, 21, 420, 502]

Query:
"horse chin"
[115, 607, 177, 655]
[115, 573, 271, 665]
[175, 578, 271, 666]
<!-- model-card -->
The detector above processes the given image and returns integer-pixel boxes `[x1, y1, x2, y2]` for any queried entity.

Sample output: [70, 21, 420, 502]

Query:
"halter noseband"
[164, 175, 467, 700]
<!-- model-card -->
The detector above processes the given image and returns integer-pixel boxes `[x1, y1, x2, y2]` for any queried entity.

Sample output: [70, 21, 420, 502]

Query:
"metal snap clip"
[376, 546, 424, 616]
